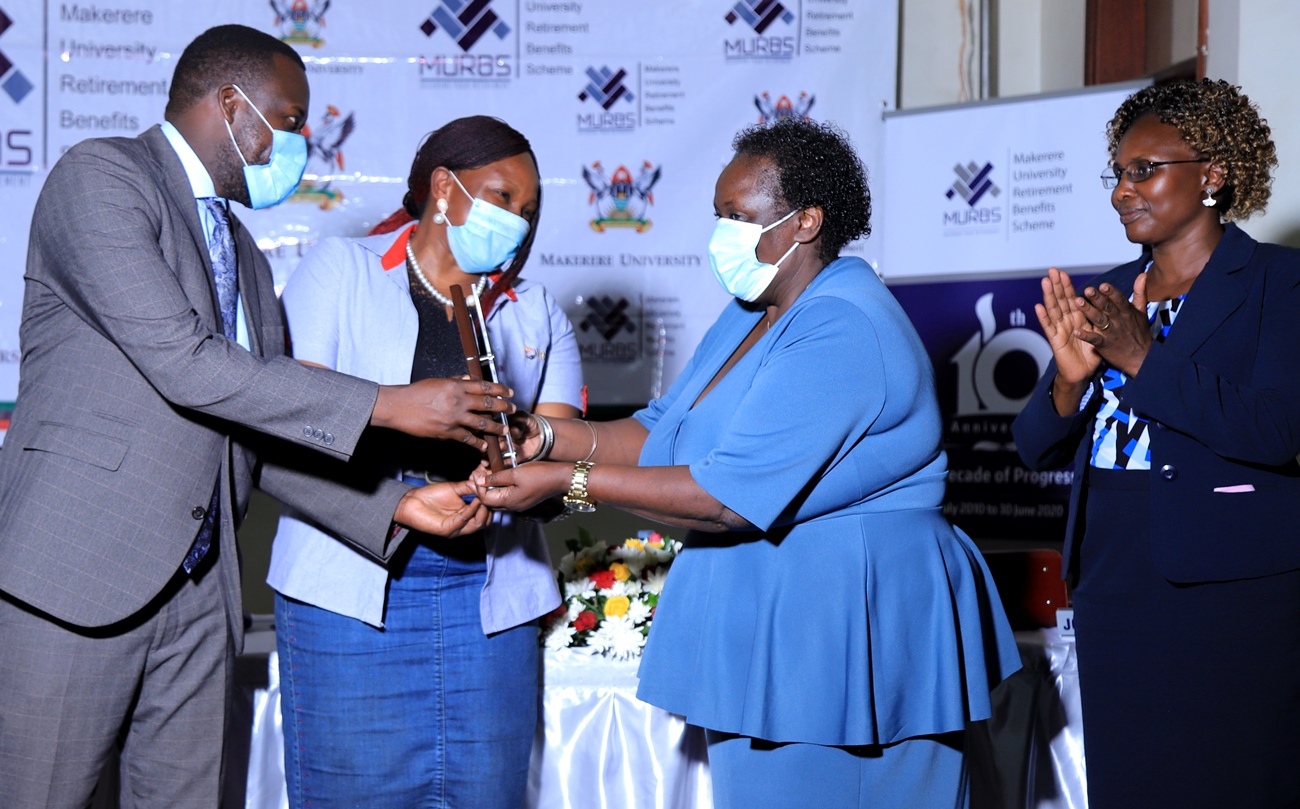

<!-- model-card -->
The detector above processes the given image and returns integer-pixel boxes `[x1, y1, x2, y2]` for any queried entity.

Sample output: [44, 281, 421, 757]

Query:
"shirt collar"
[159, 121, 219, 200]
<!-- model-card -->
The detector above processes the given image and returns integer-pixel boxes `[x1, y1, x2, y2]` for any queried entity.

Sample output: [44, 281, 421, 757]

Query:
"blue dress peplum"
[633, 256, 1021, 746]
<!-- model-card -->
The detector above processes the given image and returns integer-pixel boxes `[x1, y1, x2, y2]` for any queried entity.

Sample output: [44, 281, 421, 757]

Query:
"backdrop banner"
[0, 0, 897, 411]
[881, 84, 1148, 539]
[878, 83, 1145, 281]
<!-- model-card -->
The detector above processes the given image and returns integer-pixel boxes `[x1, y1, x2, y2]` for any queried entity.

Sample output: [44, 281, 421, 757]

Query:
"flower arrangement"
[541, 528, 682, 660]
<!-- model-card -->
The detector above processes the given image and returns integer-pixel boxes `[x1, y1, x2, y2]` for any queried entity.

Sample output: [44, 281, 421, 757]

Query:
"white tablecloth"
[240, 631, 1085, 809]
[526, 648, 712, 809]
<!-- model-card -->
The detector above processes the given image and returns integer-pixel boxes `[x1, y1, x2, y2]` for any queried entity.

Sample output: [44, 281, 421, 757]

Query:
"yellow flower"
[604, 596, 631, 618]
[611, 562, 631, 582]
[624, 539, 645, 552]
[574, 556, 595, 575]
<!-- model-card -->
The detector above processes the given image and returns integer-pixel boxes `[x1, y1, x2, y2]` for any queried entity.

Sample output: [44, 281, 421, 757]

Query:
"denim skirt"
[275, 533, 539, 809]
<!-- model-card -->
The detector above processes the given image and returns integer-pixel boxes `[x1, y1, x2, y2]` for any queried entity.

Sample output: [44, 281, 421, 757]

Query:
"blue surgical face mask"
[444, 170, 531, 273]
[224, 84, 308, 210]
[707, 209, 800, 302]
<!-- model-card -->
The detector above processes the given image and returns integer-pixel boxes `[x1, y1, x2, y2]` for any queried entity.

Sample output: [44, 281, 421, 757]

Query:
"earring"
[431, 198, 449, 225]
[1202, 188, 1218, 208]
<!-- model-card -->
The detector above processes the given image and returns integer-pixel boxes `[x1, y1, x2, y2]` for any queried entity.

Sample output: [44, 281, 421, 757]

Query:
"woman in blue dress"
[474, 118, 1020, 807]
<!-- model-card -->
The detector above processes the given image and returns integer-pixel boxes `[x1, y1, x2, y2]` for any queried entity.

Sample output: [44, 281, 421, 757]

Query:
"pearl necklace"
[405, 239, 486, 307]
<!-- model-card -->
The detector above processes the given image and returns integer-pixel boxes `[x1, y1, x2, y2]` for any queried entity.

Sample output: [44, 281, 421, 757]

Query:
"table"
[237, 630, 1085, 808]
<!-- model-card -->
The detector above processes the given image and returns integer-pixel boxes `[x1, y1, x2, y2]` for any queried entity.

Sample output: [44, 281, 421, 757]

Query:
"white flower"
[544, 623, 577, 651]
[602, 579, 641, 598]
[644, 567, 670, 595]
[625, 598, 652, 625]
[565, 601, 583, 623]
[588, 614, 646, 660]
[558, 552, 578, 578]
[565, 577, 595, 600]
[609, 543, 642, 561]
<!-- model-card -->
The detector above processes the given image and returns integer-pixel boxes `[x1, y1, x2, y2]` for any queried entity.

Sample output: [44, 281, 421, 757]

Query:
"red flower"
[574, 611, 598, 632]
[590, 570, 616, 590]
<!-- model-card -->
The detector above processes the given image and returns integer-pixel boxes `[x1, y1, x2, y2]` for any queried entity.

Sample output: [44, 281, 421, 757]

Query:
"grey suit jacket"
[0, 125, 408, 633]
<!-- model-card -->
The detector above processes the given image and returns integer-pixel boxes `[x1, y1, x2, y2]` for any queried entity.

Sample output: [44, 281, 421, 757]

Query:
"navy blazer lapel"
[140, 125, 226, 332]
[1162, 223, 1254, 358]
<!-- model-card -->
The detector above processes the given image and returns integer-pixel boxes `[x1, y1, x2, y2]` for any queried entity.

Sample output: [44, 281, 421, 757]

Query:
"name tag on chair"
[1056, 608, 1075, 636]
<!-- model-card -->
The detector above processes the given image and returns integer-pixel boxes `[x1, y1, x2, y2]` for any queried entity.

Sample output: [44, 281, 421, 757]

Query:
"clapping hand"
[1072, 274, 1154, 378]
[1036, 267, 1102, 386]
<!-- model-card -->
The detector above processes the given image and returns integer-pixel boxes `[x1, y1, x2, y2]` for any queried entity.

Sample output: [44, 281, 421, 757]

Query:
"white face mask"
[707, 209, 800, 302]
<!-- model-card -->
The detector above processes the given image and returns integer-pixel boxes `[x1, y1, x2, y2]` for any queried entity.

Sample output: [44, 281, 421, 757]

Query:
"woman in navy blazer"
[1014, 80, 1300, 808]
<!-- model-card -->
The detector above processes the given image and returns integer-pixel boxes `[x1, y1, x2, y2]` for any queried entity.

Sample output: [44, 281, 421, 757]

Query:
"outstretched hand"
[470, 462, 572, 513]
[1072, 274, 1153, 378]
[394, 479, 490, 537]
[372, 377, 515, 451]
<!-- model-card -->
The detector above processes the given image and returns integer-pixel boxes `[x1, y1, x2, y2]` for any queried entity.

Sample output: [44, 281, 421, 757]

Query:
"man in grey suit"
[0, 25, 514, 808]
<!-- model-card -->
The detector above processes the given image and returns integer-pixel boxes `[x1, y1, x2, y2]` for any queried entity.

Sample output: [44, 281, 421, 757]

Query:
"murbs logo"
[577, 295, 640, 363]
[724, 0, 796, 60]
[583, 161, 661, 232]
[577, 66, 637, 132]
[0, 6, 36, 174]
[947, 161, 1000, 206]
[944, 160, 1003, 231]
[755, 91, 814, 124]
[420, 0, 511, 49]
[292, 105, 355, 210]
[0, 7, 33, 103]
[418, 0, 515, 83]
[271, 0, 330, 48]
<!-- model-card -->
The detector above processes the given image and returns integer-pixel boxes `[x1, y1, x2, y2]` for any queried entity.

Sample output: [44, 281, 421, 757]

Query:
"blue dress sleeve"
[688, 297, 891, 532]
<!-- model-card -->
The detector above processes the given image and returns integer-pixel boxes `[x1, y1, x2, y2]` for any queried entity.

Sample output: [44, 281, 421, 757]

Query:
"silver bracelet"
[580, 419, 599, 463]
[529, 413, 555, 462]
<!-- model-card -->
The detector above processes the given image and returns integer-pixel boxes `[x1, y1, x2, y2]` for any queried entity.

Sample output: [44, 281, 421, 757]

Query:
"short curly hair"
[732, 119, 871, 262]
[1106, 79, 1276, 220]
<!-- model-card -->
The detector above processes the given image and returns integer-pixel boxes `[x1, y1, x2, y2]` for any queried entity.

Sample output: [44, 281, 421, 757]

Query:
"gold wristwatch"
[563, 461, 596, 513]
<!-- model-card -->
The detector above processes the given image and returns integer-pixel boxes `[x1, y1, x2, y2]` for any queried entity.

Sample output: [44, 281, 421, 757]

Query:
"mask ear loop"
[762, 208, 802, 267]
[448, 170, 473, 201]
[772, 241, 800, 267]
[224, 84, 273, 169]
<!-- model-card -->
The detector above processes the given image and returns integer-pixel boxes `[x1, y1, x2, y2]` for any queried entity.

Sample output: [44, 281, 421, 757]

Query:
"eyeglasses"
[1101, 158, 1210, 189]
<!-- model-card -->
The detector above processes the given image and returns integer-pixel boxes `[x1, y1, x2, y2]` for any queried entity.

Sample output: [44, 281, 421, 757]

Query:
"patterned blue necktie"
[201, 197, 238, 340]
[184, 198, 239, 574]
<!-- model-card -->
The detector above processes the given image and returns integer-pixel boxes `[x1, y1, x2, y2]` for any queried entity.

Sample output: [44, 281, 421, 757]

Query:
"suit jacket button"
[323, 433, 334, 445]
[303, 425, 314, 438]
[1160, 464, 1178, 481]
[192, 506, 206, 520]
[313, 428, 324, 440]
[1153, 421, 1166, 430]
